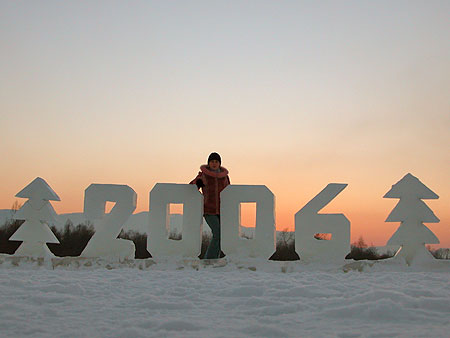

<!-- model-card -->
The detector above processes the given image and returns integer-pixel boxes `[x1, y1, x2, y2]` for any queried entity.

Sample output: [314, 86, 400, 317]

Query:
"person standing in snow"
[190, 152, 230, 259]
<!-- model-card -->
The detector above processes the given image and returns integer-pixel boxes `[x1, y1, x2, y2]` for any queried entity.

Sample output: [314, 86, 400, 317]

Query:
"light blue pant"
[204, 214, 221, 259]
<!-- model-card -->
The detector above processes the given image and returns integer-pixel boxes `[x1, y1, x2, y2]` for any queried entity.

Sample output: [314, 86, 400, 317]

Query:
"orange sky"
[0, 2, 449, 248]
[1, 168, 448, 248]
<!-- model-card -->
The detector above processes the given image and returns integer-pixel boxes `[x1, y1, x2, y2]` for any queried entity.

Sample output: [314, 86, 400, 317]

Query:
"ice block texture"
[221, 185, 275, 258]
[10, 177, 60, 257]
[295, 184, 350, 262]
[81, 184, 137, 260]
[385, 173, 440, 265]
[147, 183, 203, 257]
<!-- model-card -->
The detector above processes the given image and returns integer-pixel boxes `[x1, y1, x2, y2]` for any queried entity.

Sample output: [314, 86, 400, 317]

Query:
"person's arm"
[190, 172, 205, 189]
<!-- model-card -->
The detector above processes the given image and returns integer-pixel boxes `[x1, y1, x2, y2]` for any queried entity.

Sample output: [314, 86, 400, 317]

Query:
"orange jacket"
[190, 165, 230, 215]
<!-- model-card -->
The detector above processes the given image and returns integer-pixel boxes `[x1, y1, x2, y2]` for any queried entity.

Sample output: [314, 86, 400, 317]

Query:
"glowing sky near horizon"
[1, 1, 449, 247]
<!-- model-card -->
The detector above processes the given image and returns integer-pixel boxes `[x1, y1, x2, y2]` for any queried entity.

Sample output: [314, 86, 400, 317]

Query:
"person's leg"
[204, 214, 221, 259]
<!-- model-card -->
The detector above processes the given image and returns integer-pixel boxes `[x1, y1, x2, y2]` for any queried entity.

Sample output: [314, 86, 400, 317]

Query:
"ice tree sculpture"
[385, 173, 440, 265]
[10, 177, 60, 257]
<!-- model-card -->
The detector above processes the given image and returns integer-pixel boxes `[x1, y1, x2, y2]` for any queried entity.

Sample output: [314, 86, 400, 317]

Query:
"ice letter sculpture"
[81, 184, 137, 260]
[295, 184, 350, 262]
[147, 183, 203, 257]
[221, 185, 275, 258]
[10, 177, 60, 257]
[385, 173, 440, 265]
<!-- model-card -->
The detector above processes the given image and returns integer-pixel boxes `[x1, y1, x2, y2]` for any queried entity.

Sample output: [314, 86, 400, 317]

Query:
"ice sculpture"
[221, 185, 275, 258]
[147, 183, 203, 257]
[295, 184, 350, 262]
[81, 184, 137, 260]
[385, 173, 440, 265]
[10, 177, 60, 257]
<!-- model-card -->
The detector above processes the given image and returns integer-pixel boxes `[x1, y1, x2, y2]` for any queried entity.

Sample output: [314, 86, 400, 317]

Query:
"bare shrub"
[11, 200, 22, 212]
[314, 233, 332, 241]
[269, 230, 299, 261]
[345, 236, 393, 261]
[168, 230, 182, 240]
[48, 221, 95, 257]
[118, 230, 151, 259]
[8, 219, 432, 262]
[198, 232, 210, 259]
[0, 220, 24, 254]
[428, 247, 450, 260]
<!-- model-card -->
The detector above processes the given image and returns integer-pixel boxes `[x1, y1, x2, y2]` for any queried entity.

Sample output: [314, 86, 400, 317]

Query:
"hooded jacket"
[190, 165, 230, 215]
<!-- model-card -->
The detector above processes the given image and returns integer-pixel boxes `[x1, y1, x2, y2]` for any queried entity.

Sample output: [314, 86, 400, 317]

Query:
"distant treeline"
[0, 220, 448, 260]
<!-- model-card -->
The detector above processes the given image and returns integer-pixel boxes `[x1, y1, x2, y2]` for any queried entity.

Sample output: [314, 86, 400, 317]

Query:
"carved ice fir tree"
[385, 173, 440, 265]
[10, 177, 60, 257]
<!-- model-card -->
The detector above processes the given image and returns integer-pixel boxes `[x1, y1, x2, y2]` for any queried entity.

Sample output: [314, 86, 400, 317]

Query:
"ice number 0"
[221, 185, 276, 259]
[81, 184, 137, 260]
[147, 183, 203, 258]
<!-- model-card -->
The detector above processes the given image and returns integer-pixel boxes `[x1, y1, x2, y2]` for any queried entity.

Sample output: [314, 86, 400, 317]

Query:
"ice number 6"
[295, 184, 350, 262]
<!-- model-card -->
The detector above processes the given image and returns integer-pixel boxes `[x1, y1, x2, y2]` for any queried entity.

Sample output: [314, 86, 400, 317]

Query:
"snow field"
[0, 266, 449, 337]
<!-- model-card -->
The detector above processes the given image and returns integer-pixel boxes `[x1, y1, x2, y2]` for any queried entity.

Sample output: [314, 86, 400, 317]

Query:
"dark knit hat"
[207, 152, 221, 164]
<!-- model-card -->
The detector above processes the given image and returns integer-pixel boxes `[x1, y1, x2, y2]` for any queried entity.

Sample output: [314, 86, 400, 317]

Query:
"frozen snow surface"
[0, 256, 449, 338]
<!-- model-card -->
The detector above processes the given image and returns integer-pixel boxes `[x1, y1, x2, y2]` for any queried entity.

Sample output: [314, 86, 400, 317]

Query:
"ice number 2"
[81, 184, 137, 259]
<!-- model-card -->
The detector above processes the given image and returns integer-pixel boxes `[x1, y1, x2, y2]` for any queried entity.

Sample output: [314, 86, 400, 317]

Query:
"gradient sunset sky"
[1, 1, 449, 247]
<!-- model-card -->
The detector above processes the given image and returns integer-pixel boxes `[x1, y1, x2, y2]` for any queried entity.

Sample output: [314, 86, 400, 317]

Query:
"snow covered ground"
[0, 257, 449, 338]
